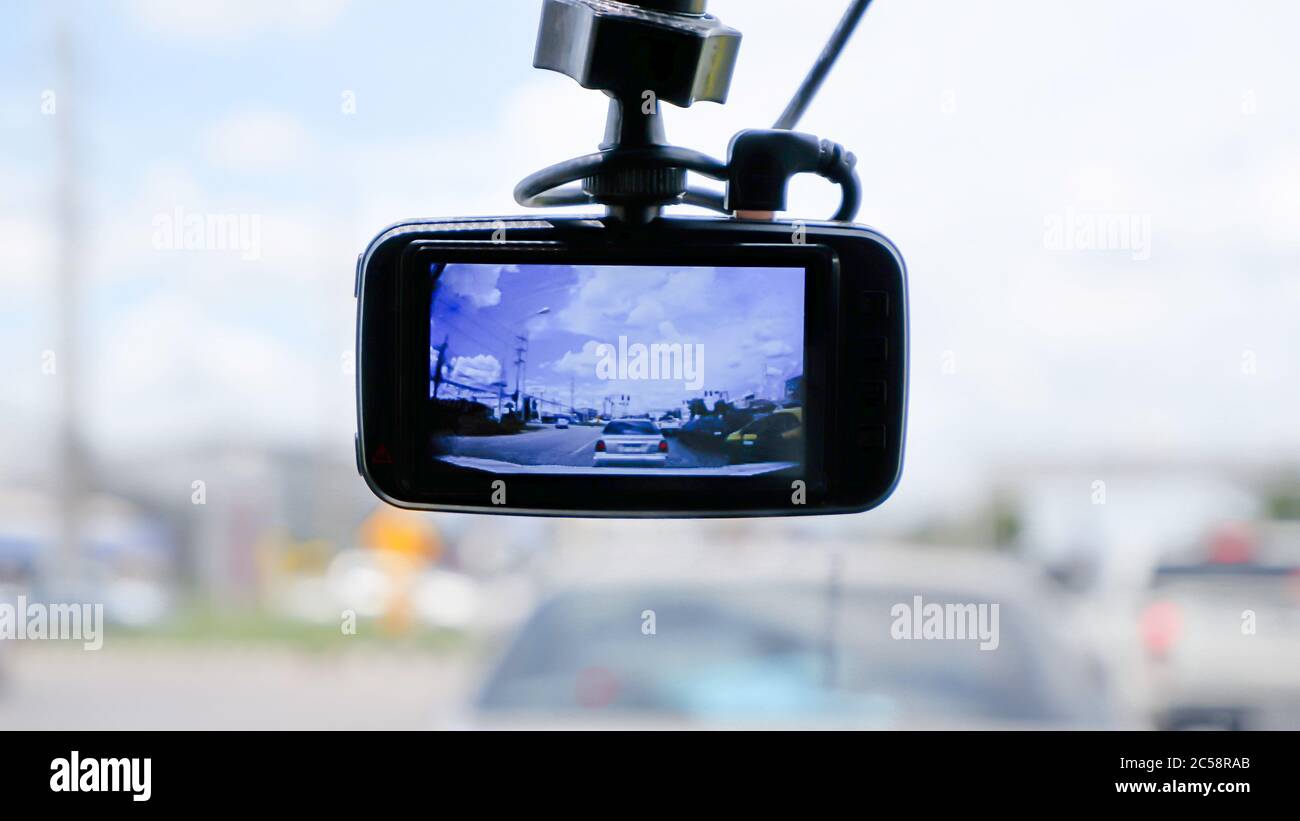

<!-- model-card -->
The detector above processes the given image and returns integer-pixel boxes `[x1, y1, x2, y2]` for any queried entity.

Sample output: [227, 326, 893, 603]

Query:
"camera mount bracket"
[516, 0, 868, 225]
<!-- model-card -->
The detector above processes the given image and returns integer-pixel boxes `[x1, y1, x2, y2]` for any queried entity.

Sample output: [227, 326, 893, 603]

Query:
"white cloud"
[87, 159, 357, 291]
[552, 266, 728, 338]
[85, 292, 326, 451]
[626, 297, 664, 327]
[550, 340, 605, 378]
[0, 217, 54, 289]
[204, 111, 315, 172]
[755, 340, 793, 358]
[441, 264, 506, 309]
[657, 320, 684, 341]
[553, 267, 664, 337]
[130, 0, 350, 41]
[350, 78, 609, 228]
[531, 263, 803, 408]
[1257, 152, 1300, 245]
[448, 353, 502, 386]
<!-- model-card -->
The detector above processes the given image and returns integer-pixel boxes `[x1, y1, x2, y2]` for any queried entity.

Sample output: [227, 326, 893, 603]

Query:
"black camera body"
[355, 0, 904, 517]
[355, 214, 906, 517]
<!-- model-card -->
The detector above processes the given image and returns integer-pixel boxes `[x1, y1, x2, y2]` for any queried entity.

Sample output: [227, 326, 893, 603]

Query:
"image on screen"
[426, 262, 806, 476]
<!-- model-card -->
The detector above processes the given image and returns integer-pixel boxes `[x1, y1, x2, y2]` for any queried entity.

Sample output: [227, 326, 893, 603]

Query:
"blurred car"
[1139, 521, 1300, 730]
[656, 415, 681, 436]
[593, 420, 668, 468]
[725, 407, 802, 463]
[679, 415, 727, 448]
[554, 417, 570, 429]
[472, 547, 1122, 729]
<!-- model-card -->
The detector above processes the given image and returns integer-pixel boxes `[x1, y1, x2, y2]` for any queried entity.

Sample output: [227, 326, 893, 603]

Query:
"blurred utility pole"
[513, 337, 527, 407]
[50, 23, 87, 589]
[431, 335, 448, 398]
[822, 551, 842, 689]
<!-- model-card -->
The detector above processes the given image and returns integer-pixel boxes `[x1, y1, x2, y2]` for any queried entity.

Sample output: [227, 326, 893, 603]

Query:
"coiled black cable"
[513, 0, 870, 222]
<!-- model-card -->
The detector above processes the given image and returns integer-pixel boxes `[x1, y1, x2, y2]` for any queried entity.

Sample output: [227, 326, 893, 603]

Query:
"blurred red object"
[1207, 521, 1254, 564]
[1140, 600, 1183, 659]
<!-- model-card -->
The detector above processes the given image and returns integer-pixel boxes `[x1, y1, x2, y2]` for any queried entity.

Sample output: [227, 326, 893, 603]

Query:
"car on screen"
[656, 415, 682, 436]
[725, 408, 802, 463]
[555, 417, 570, 429]
[680, 415, 727, 447]
[593, 420, 668, 468]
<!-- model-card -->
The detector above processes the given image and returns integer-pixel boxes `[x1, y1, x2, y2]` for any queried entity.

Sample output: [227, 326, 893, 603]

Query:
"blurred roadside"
[3, 455, 1299, 729]
[4, 0, 1300, 731]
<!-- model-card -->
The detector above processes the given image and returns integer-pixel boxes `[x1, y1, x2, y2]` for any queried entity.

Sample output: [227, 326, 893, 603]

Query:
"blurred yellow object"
[358, 507, 443, 563]
[356, 508, 443, 635]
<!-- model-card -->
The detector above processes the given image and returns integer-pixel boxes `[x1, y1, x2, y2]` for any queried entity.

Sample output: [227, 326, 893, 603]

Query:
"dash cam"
[355, 0, 906, 517]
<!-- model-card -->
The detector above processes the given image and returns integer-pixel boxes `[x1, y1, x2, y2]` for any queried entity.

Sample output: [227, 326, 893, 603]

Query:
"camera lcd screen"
[426, 262, 807, 477]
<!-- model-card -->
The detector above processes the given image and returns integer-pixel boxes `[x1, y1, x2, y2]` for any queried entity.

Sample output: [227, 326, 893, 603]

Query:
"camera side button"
[857, 425, 887, 449]
[863, 336, 888, 361]
[861, 290, 889, 319]
[862, 380, 887, 407]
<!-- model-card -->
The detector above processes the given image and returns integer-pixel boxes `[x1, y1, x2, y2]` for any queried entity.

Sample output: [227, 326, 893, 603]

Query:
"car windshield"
[603, 421, 659, 436]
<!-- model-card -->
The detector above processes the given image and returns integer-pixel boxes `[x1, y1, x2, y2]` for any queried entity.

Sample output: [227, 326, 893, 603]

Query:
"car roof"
[534, 539, 1052, 604]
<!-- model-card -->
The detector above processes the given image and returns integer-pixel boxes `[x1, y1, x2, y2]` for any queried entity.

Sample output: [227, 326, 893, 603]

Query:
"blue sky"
[2, 0, 1300, 528]
[430, 263, 804, 413]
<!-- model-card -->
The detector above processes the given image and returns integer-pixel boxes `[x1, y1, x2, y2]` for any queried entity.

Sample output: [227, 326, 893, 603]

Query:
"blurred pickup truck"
[1140, 521, 1300, 730]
